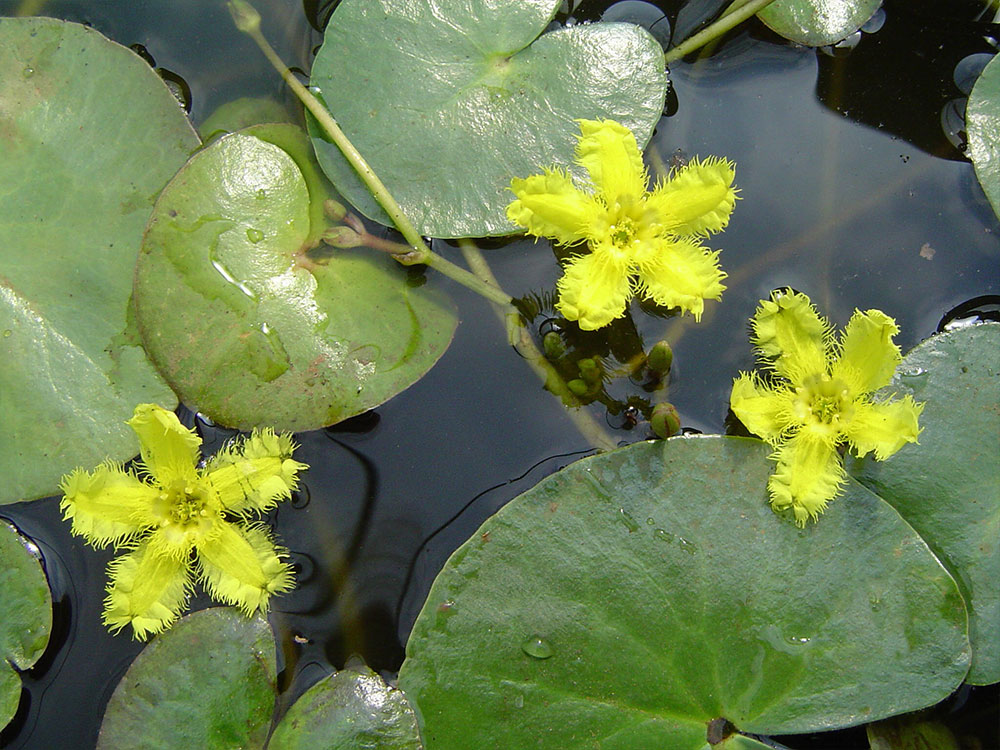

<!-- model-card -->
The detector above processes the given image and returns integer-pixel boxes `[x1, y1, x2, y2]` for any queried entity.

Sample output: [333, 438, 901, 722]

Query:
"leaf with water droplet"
[757, 0, 881, 47]
[97, 608, 275, 749]
[308, 0, 667, 237]
[848, 323, 1000, 685]
[0, 520, 53, 732]
[520, 635, 554, 660]
[267, 663, 422, 750]
[967, 53, 1000, 222]
[0, 17, 193, 504]
[134, 124, 457, 430]
[400, 437, 969, 747]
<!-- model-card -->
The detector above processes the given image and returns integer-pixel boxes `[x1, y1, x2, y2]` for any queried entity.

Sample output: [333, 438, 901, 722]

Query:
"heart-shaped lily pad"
[757, 0, 881, 47]
[849, 323, 1000, 685]
[967, 53, 1000, 221]
[97, 608, 275, 750]
[0, 520, 52, 731]
[134, 125, 457, 430]
[308, 0, 668, 238]
[268, 663, 423, 749]
[0, 17, 195, 504]
[399, 436, 970, 749]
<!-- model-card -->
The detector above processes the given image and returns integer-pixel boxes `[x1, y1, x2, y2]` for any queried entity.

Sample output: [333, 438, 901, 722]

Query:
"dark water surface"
[1, 0, 998, 748]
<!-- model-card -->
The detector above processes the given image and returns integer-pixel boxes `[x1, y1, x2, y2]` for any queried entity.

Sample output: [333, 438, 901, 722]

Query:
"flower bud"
[567, 379, 589, 397]
[323, 199, 348, 221]
[646, 340, 673, 376]
[228, 0, 261, 33]
[542, 331, 566, 360]
[650, 402, 681, 439]
[323, 226, 363, 248]
[578, 357, 602, 384]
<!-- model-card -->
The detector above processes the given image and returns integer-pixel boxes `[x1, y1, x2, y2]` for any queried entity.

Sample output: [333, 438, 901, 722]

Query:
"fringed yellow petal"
[648, 156, 738, 236]
[127, 403, 200, 486]
[59, 463, 159, 548]
[831, 309, 902, 395]
[751, 290, 830, 382]
[574, 119, 647, 202]
[205, 429, 308, 515]
[196, 522, 294, 614]
[103, 541, 192, 640]
[632, 237, 726, 321]
[845, 397, 924, 460]
[767, 431, 846, 527]
[730, 373, 794, 442]
[507, 167, 596, 245]
[555, 244, 633, 330]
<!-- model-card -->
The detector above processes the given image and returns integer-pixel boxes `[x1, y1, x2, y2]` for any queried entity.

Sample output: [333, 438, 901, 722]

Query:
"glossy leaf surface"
[967, 53, 1000, 220]
[134, 127, 457, 430]
[309, 0, 667, 237]
[269, 664, 423, 749]
[849, 323, 1000, 685]
[0, 520, 52, 730]
[757, 0, 880, 47]
[97, 608, 275, 750]
[400, 437, 970, 748]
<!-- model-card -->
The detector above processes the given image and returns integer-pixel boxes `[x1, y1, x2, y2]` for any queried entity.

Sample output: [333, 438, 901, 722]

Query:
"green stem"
[663, 0, 778, 63]
[228, 0, 511, 308]
[459, 242, 618, 453]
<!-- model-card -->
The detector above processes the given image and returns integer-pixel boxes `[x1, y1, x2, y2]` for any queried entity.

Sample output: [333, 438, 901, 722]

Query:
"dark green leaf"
[400, 437, 970, 749]
[269, 663, 423, 750]
[97, 608, 275, 750]
[849, 323, 1000, 685]
[0, 520, 52, 730]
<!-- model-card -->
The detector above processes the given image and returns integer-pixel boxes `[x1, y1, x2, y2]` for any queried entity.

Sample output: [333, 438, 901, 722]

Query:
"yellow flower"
[730, 291, 924, 526]
[59, 404, 308, 640]
[507, 119, 737, 330]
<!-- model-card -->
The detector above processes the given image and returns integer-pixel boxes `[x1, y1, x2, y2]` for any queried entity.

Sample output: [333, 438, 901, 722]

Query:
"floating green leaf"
[867, 715, 961, 750]
[97, 608, 275, 750]
[0, 17, 195, 504]
[400, 437, 970, 749]
[308, 0, 667, 238]
[967, 53, 1000, 221]
[134, 126, 457, 430]
[268, 663, 423, 750]
[757, 0, 880, 47]
[0, 520, 52, 731]
[849, 323, 1000, 685]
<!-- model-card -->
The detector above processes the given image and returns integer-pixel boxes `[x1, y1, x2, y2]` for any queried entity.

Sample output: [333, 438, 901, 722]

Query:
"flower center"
[602, 198, 647, 249]
[154, 479, 217, 535]
[794, 375, 854, 433]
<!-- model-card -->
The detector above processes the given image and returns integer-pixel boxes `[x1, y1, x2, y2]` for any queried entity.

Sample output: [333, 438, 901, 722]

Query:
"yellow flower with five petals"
[730, 291, 923, 526]
[506, 119, 737, 330]
[59, 403, 308, 639]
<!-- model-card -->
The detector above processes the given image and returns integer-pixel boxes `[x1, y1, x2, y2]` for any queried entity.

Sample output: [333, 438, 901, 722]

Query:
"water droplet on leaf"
[521, 635, 554, 659]
[246, 227, 264, 243]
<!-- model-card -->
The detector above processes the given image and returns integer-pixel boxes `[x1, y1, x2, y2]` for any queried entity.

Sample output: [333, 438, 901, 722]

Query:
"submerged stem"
[459, 242, 618, 452]
[664, 0, 777, 63]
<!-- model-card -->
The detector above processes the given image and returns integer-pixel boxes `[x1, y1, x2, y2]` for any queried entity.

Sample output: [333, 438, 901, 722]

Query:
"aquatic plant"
[507, 119, 736, 329]
[730, 290, 923, 525]
[59, 404, 307, 639]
